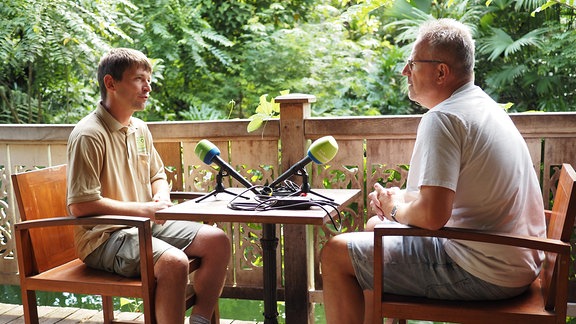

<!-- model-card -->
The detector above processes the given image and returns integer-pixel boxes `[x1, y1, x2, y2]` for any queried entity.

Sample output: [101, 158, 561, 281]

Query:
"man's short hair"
[97, 48, 152, 101]
[417, 18, 475, 76]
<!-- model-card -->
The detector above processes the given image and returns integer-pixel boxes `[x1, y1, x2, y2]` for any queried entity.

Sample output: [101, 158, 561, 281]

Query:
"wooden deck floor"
[0, 303, 260, 324]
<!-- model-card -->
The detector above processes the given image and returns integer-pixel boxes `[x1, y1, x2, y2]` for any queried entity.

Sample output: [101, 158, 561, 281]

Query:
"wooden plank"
[54, 308, 101, 323]
[148, 119, 279, 141]
[0, 303, 259, 323]
[0, 303, 20, 315]
[155, 141, 184, 191]
[305, 116, 419, 139]
[543, 138, 576, 209]
[511, 112, 576, 137]
[0, 125, 72, 143]
[229, 140, 280, 289]
[0, 304, 22, 324]
[230, 140, 277, 187]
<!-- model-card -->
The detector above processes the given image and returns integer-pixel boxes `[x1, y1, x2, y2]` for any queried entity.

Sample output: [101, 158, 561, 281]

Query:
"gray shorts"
[347, 231, 528, 300]
[84, 220, 202, 277]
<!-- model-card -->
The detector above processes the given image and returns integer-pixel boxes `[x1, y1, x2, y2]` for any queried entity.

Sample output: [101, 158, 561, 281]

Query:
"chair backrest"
[541, 163, 576, 310]
[12, 164, 77, 273]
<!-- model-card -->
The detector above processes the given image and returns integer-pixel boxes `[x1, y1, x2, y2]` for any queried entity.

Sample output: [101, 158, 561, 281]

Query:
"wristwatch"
[389, 205, 399, 223]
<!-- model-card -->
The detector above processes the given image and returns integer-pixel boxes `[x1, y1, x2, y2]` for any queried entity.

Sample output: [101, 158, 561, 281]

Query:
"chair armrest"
[14, 214, 156, 282]
[14, 215, 151, 231]
[373, 223, 570, 255]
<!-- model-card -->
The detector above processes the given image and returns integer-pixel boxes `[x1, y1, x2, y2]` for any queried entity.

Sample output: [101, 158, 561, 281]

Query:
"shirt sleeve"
[411, 111, 465, 191]
[67, 133, 104, 205]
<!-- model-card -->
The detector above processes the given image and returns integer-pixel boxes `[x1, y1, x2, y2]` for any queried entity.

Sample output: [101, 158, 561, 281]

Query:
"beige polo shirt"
[67, 103, 167, 260]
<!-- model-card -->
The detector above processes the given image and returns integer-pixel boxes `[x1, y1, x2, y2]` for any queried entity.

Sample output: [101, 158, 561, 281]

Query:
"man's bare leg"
[184, 225, 231, 320]
[154, 248, 190, 324]
[321, 234, 366, 324]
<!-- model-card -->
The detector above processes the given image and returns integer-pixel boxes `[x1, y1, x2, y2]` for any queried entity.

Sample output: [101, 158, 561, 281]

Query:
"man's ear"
[103, 74, 116, 91]
[436, 63, 449, 84]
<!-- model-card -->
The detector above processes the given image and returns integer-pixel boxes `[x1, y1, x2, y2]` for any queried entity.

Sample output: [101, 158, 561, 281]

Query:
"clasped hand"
[368, 183, 400, 221]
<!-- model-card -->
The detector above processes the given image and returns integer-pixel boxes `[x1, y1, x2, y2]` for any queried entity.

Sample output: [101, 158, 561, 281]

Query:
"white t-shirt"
[405, 82, 546, 288]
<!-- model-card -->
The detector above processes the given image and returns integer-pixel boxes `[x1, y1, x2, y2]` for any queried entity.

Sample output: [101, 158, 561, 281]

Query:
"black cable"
[226, 185, 343, 231]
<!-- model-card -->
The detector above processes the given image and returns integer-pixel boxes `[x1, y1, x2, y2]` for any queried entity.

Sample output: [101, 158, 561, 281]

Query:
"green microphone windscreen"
[308, 136, 338, 164]
[194, 139, 220, 165]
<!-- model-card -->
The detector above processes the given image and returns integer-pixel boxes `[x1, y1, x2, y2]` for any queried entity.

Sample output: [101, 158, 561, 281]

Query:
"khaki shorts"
[84, 220, 203, 277]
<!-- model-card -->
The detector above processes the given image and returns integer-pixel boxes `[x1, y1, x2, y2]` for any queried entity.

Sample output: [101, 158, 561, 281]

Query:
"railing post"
[275, 93, 314, 172]
[275, 93, 315, 324]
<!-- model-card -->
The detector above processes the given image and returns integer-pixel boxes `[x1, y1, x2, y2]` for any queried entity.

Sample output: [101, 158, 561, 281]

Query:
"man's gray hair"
[417, 18, 475, 75]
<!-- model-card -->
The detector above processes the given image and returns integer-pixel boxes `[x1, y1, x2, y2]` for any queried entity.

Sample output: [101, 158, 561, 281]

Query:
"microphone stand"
[291, 168, 334, 201]
[196, 169, 249, 203]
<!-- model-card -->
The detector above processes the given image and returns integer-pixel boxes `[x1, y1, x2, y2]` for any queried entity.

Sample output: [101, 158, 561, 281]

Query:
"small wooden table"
[156, 188, 361, 324]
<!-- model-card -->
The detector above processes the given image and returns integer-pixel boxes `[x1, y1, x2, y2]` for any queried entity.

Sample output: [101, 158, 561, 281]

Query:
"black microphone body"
[267, 136, 339, 191]
[209, 155, 254, 190]
[268, 156, 311, 189]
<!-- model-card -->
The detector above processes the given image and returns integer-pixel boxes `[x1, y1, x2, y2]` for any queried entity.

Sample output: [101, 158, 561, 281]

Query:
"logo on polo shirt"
[137, 135, 147, 154]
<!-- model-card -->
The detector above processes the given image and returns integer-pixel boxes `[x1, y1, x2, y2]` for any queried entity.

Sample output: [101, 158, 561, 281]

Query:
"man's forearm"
[152, 179, 171, 202]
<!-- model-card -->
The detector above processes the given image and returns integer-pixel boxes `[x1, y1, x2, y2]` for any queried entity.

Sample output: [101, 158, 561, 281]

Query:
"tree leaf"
[247, 116, 264, 133]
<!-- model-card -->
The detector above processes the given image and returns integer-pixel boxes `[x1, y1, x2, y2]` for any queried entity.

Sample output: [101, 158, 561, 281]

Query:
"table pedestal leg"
[261, 223, 279, 324]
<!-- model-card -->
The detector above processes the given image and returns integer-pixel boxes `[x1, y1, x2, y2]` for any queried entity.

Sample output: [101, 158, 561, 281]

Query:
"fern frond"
[486, 64, 528, 88]
[479, 27, 547, 61]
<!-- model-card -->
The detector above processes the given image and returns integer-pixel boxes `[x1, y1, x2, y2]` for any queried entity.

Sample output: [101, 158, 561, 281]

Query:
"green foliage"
[240, 1, 416, 117]
[0, 0, 135, 124]
[474, 0, 576, 112]
[381, 0, 576, 113]
[246, 90, 289, 133]
[122, 0, 236, 121]
[1, 0, 575, 125]
[478, 27, 547, 61]
[119, 297, 143, 312]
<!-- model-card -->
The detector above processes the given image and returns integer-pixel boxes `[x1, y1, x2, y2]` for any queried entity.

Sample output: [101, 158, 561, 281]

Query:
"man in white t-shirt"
[320, 18, 546, 324]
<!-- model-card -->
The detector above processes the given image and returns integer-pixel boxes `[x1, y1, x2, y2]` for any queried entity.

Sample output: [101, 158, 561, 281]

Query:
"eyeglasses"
[406, 59, 444, 71]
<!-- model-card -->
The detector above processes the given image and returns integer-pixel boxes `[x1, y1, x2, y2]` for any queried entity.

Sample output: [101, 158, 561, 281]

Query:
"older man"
[320, 19, 546, 324]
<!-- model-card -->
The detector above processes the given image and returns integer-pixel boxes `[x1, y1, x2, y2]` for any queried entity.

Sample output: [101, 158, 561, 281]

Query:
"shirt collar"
[95, 102, 137, 135]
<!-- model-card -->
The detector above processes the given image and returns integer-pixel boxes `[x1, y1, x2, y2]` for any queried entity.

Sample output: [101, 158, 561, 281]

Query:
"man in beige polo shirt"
[67, 48, 230, 324]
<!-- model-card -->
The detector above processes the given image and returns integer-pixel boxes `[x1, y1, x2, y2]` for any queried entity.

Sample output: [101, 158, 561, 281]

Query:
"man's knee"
[210, 227, 231, 251]
[320, 235, 348, 270]
[365, 216, 382, 231]
[192, 225, 231, 259]
[156, 248, 189, 276]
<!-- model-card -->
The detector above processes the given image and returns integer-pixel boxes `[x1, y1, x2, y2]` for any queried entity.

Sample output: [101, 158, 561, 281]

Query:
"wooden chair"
[373, 163, 576, 324]
[12, 164, 218, 324]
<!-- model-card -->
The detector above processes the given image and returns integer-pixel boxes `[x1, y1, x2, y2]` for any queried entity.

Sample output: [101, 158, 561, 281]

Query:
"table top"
[156, 188, 361, 225]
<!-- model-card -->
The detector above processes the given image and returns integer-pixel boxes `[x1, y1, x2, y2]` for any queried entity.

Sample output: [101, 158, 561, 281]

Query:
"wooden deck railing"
[1, 93, 576, 323]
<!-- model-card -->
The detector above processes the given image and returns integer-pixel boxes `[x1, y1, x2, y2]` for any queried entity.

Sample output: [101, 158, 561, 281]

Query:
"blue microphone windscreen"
[203, 147, 220, 164]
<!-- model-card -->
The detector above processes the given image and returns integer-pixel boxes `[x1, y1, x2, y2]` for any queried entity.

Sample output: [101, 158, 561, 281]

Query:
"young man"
[67, 48, 230, 324]
[320, 19, 546, 324]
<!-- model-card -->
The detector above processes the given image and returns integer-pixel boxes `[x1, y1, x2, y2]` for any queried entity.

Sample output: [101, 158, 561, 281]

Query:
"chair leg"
[21, 289, 38, 324]
[102, 295, 114, 324]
